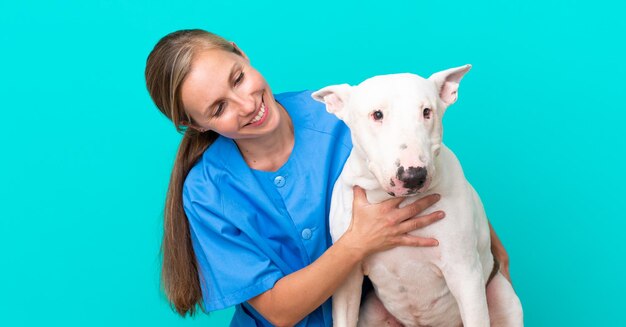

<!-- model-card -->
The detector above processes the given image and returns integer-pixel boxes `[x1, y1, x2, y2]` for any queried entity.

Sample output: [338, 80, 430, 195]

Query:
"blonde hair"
[145, 29, 242, 316]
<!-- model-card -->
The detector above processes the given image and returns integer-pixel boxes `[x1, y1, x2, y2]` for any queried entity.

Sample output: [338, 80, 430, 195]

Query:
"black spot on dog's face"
[387, 191, 395, 196]
[400, 144, 407, 150]
[390, 179, 395, 187]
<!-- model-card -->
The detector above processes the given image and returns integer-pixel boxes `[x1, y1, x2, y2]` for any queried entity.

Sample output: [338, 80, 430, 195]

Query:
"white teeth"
[250, 101, 266, 124]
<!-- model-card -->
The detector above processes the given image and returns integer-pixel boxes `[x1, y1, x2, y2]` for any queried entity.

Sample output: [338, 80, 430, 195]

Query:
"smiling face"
[180, 49, 281, 140]
[312, 65, 471, 196]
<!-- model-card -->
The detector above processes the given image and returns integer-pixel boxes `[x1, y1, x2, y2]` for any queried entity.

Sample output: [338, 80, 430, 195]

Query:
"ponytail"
[144, 29, 240, 316]
[161, 129, 217, 316]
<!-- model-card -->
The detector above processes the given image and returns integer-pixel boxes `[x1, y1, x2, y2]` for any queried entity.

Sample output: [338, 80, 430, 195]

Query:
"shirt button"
[274, 176, 286, 188]
[301, 228, 312, 240]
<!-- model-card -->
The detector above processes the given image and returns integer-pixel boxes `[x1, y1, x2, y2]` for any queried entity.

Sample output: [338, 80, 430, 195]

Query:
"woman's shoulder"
[181, 136, 235, 208]
[182, 156, 223, 211]
[274, 90, 320, 117]
[276, 90, 349, 136]
[182, 136, 258, 210]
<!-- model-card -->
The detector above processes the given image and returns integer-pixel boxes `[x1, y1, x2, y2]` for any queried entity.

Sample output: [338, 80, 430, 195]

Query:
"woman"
[145, 29, 510, 326]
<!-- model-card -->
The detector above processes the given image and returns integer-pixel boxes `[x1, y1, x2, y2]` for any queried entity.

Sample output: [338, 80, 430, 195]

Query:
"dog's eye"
[372, 110, 384, 121]
[423, 108, 431, 119]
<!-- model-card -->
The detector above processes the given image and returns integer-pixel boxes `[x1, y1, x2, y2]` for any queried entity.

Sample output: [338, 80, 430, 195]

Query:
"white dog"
[312, 65, 523, 327]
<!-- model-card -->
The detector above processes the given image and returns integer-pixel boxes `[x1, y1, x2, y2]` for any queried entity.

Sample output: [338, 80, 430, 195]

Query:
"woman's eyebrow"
[202, 63, 242, 117]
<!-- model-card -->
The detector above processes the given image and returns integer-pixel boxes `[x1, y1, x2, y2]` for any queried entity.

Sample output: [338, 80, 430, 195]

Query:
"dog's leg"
[443, 259, 491, 327]
[333, 267, 364, 327]
[486, 272, 524, 327]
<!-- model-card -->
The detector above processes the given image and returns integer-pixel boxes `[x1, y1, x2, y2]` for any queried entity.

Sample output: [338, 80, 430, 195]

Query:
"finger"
[396, 235, 439, 247]
[352, 185, 368, 206]
[394, 193, 441, 222]
[381, 196, 406, 210]
[397, 211, 445, 234]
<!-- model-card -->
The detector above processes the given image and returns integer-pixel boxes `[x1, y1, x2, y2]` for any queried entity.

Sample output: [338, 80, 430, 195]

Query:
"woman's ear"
[180, 121, 207, 132]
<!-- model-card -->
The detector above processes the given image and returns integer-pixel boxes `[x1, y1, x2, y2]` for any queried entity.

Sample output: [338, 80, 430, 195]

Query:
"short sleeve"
[182, 172, 284, 311]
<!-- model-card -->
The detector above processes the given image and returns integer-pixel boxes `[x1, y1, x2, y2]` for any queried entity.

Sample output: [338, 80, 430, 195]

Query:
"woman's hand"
[339, 186, 444, 259]
[489, 221, 511, 283]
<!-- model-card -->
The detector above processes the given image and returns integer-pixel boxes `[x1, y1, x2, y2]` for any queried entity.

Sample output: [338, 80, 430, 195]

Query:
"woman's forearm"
[246, 235, 365, 327]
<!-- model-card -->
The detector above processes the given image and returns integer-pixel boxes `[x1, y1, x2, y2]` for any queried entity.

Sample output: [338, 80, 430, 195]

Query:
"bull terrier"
[312, 65, 523, 327]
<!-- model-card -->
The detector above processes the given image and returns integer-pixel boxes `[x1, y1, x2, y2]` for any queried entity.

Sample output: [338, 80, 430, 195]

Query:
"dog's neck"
[343, 144, 450, 204]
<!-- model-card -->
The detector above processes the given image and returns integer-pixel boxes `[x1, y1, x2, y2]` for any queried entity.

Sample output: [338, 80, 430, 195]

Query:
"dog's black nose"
[396, 166, 427, 190]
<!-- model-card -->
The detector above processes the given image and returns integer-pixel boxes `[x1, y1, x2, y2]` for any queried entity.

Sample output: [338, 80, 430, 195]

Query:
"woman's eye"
[372, 110, 384, 121]
[423, 108, 431, 119]
[214, 102, 226, 117]
[234, 71, 245, 85]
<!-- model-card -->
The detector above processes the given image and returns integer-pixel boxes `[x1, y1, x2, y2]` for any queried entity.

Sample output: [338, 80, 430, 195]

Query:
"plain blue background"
[1, 0, 624, 326]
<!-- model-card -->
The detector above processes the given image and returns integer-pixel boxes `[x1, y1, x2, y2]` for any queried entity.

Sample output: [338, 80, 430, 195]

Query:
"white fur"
[312, 66, 523, 327]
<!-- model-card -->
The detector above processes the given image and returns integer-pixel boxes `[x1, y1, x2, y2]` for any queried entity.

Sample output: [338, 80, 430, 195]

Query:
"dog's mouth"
[408, 178, 432, 195]
[384, 172, 432, 197]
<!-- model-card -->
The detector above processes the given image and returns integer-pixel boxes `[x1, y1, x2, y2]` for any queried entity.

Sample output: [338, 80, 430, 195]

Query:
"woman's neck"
[235, 101, 294, 172]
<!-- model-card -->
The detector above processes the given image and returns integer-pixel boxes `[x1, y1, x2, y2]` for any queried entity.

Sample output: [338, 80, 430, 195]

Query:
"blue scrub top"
[182, 90, 352, 326]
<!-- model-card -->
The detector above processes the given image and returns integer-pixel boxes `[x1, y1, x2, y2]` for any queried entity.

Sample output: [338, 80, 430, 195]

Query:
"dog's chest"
[363, 248, 461, 326]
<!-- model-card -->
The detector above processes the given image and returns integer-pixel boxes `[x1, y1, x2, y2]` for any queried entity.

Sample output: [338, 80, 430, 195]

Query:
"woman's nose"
[234, 93, 257, 116]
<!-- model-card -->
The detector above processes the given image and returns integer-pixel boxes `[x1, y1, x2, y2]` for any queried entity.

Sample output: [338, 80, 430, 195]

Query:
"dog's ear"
[429, 64, 471, 106]
[311, 84, 352, 120]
